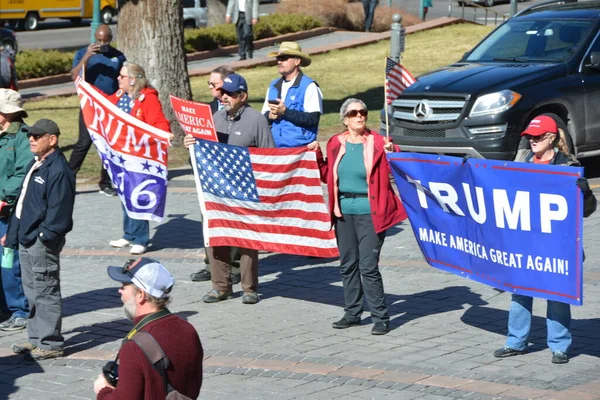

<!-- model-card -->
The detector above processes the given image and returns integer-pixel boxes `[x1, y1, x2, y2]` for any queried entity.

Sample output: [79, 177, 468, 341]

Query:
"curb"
[20, 17, 471, 101]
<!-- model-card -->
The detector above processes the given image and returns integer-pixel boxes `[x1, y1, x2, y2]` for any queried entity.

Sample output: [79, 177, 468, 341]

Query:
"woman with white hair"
[106, 62, 171, 255]
[308, 98, 407, 335]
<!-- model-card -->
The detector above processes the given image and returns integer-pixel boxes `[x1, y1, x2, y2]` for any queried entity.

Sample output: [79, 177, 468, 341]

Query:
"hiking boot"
[371, 322, 390, 335]
[202, 289, 233, 303]
[25, 347, 64, 361]
[241, 292, 259, 304]
[551, 351, 569, 364]
[0, 316, 27, 331]
[493, 347, 526, 358]
[12, 341, 36, 354]
[332, 317, 361, 329]
[190, 269, 211, 282]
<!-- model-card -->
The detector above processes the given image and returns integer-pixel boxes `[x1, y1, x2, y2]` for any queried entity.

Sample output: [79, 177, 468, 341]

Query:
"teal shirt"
[338, 143, 371, 215]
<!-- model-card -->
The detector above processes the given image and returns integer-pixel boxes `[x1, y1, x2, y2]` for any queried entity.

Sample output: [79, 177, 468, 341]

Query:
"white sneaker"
[109, 238, 131, 248]
[130, 245, 147, 255]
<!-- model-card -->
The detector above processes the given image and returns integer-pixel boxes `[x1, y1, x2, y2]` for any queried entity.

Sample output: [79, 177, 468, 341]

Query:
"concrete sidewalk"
[0, 180, 598, 400]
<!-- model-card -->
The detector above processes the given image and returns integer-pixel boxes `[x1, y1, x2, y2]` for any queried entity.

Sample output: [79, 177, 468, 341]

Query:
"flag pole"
[384, 60, 390, 142]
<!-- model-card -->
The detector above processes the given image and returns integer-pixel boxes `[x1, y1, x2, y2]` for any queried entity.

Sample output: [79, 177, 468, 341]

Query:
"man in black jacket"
[3, 119, 75, 361]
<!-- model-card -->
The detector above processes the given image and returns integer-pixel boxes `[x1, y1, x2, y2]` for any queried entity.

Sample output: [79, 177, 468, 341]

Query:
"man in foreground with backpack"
[94, 258, 203, 399]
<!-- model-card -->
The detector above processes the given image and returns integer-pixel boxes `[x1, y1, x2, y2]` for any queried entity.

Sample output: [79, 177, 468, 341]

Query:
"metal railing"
[447, 0, 510, 25]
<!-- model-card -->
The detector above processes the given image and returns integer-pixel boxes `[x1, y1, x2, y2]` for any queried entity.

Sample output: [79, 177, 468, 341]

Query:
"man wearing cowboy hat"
[0, 89, 31, 333]
[261, 41, 323, 148]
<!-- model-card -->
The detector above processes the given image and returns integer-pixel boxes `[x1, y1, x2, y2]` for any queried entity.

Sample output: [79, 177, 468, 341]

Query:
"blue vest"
[268, 73, 319, 148]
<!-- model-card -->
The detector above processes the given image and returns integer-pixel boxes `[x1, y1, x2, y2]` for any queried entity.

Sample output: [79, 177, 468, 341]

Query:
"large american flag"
[192, 140, 339, 258]
[386, 57, 416, 104]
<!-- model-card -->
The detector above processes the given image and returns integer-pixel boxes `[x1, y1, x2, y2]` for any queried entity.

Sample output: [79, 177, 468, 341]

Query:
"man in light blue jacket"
[226, 0, 259, 61]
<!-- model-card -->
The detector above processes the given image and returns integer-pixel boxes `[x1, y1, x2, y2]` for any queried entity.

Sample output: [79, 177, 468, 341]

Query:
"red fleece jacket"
[107, 87, 171, 132]
[97, 313, 203, 400]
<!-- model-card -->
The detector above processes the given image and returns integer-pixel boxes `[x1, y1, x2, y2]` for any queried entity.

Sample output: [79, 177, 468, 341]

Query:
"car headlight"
[469, 90, 522, 117]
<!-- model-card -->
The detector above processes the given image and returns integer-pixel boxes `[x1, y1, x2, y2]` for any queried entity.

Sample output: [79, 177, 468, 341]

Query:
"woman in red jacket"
[309, 98, 407, 335]
[106, 62, 171, 255]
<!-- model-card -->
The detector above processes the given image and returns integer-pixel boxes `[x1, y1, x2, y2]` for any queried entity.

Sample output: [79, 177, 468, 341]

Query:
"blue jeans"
[362, 0, 378, 31]
[121, 205, 149, 246]
[506, 294, 571, 353]
[0, 217, 29, 318]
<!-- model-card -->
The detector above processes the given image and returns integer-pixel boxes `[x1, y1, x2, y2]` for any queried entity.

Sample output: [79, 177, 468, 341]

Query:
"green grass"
[26, 23, 494, 181]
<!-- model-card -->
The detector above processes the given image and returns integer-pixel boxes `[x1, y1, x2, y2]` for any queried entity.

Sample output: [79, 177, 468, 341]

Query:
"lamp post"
[90, 0, 101, 42]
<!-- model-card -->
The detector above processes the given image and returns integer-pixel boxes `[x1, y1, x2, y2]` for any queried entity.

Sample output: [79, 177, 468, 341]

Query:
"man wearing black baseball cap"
[3, 118, 75, 360]
[94, 258, 203, 398]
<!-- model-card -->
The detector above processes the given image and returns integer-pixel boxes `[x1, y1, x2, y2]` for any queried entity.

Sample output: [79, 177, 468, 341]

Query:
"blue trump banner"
[387, 152, 584, 305]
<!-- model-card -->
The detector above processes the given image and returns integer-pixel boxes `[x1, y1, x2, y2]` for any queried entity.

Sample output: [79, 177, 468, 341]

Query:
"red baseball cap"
[521, 116, 558, 137]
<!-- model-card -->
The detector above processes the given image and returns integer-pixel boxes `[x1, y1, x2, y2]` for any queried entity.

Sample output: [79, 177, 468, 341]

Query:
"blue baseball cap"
[221, 73, 248, 93]
[107, 257, 174, 299]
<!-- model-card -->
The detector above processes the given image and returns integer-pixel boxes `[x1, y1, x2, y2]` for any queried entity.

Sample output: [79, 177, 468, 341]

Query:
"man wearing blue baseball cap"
[94, 258, 203, 399]
[184, 73, 274, 305]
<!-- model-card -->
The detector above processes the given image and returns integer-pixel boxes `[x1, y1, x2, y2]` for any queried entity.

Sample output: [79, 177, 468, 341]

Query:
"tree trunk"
[207, 0, 228, 27]
[117, 0, 191, 143]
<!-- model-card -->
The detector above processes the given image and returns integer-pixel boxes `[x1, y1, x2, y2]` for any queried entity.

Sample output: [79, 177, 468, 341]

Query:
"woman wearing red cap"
[494, 115, 596, 364]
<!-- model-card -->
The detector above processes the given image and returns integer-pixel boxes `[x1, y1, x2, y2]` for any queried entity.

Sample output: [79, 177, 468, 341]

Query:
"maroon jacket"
[315, 129, 407, 233]
[97, 313, 203, 400]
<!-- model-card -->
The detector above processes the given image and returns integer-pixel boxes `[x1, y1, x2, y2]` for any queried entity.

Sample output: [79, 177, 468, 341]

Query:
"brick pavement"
[0, 175, 598, 399]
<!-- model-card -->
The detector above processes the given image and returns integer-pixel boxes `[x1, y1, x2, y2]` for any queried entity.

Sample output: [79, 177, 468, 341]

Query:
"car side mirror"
[585, 51, 600, 70]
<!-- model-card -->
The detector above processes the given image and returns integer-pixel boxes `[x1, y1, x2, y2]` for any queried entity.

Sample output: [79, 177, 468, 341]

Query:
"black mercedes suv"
[386, 0, 600, 160]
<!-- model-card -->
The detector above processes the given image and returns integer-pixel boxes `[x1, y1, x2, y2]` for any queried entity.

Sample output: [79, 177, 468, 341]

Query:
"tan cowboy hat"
[267, 42, 312, 67]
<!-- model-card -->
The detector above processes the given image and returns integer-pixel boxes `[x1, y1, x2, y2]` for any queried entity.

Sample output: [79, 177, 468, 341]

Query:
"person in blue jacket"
[261, 42, 323, 148]
[3, 119, 75, 361]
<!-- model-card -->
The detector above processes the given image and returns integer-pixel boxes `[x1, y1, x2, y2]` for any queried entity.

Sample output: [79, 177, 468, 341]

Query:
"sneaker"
[0, 316, 27, 331]
[241, 292, 259, 304]
[231, 274, 241, 285]
[332, 317, 361, 329]
[25, 347, 64, 361]
[12, 341, 36, 354]
[202, 289, 233, 303]
[371, 322, 390, 335]
[109, 238, 131, 248]
[99, 186, 117, 197]
[190, 269, 211, 282]
[551, 351, 569, 364]
[130, 245, 147, 255]
[493, 347, 526, 358]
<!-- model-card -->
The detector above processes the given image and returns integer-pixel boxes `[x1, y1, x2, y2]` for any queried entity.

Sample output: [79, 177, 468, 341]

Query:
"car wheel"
[184, 20, 196, 29]
[70, 17, 82, 26]
[485, 0, 494, 6]
[101, 7, 114, 25]
[24, 12, 39, 31]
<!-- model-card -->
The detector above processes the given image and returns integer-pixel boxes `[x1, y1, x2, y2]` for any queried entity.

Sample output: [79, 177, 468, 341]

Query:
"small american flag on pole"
[386, 57, 416, 104]
[192, 140, 339, 258]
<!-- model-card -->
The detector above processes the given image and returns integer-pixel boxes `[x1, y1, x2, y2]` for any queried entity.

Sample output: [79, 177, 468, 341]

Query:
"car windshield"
[466, 19, 593, 63]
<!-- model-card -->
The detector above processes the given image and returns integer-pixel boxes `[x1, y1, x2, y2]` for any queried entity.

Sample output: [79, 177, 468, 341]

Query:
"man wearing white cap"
[0, 89, 31, 332]
[94, 257, 203, 399]
[262, 41, 323, 148]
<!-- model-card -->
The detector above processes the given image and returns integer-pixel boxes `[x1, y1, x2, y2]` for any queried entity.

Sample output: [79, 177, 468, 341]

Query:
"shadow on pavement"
[62, 311, 198, 357]
[151, 214, 203, 251]
[461, 306, 600, 359]
[259, 252, 487, 332]
[63, 288, 122, 317]
[0, 354, 45, 398]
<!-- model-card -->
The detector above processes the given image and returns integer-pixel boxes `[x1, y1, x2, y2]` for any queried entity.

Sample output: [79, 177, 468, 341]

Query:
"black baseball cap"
[24, 119, 61, 137]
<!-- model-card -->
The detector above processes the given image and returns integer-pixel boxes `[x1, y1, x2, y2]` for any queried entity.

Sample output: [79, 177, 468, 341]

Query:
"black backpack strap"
[131, 331, 175, 394]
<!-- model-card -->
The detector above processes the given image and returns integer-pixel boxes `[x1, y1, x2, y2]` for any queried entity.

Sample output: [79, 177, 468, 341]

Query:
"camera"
[98, 44, 109, 53]
[102, 360, 119, 387]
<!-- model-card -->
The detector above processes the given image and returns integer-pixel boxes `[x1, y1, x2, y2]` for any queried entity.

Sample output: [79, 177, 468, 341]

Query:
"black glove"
[576, 177, 591, 194]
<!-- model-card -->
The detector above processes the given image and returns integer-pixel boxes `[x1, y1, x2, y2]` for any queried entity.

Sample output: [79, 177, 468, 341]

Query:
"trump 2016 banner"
[388, 153, 584, 305]
[76, 79, 171, 222]
[191, 140, 339, 258]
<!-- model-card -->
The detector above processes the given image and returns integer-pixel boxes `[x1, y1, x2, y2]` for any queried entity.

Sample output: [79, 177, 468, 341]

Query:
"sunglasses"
[276, 55, 294, 62]
[27, 133, 49, 140]
[121, 259, 149, 291]
[345, 109, 368, 118]
[525, 133, 549, 142]
[207, 81, 220, 88]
